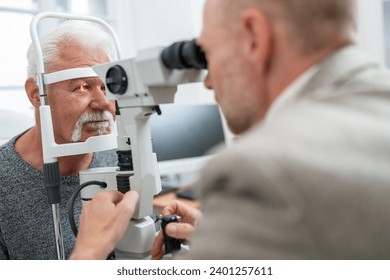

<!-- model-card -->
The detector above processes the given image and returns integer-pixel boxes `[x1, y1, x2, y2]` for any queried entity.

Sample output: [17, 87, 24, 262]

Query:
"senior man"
[0, 20, 120, 259]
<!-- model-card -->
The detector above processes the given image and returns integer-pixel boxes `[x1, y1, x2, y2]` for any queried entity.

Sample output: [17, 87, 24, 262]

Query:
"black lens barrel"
[161, 39, 207, 70]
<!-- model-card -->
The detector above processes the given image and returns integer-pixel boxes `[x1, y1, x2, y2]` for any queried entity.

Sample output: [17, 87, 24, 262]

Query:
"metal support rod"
[51, 203, 65, 260]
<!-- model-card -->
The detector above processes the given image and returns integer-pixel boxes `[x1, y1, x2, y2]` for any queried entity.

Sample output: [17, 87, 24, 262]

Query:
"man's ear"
[239, 9, 273, 62]
[25, 78, 41, 108]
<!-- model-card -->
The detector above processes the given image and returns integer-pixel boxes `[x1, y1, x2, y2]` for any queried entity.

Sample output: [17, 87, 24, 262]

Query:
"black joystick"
[156, 215, 182, 254]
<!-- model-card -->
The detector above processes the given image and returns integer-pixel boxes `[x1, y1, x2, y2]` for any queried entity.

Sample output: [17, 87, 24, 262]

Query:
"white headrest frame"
[43, 67, 98, 84]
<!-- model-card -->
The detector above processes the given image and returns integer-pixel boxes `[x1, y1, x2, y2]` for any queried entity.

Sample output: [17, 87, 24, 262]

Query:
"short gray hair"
[223, 0, 356, 53]
[27, 20, 117, 79]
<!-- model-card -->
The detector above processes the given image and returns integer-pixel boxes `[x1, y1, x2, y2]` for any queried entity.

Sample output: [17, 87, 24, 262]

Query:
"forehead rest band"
[43, 67, 98, 85]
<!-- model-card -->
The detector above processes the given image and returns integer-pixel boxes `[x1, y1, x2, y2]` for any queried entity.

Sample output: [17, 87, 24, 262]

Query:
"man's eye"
[74, 85, 89, 92]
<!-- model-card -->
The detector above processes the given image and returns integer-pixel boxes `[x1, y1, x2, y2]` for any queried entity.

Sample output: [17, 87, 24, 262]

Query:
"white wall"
[355, 0, 385, 65]
[108, 0, 214, 106]
[109, 0, 204, 57]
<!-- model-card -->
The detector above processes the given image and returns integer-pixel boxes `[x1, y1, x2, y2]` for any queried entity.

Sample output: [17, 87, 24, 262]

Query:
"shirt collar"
[265, 65, 319, 122]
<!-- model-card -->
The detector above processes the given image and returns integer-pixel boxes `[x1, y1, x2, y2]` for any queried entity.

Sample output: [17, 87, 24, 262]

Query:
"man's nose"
[90, 87, 111, 111]
[204, 72, 213, 90]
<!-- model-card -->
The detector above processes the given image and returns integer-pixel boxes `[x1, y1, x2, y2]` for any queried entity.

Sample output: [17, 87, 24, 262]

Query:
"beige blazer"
[183, 46, 390, 259]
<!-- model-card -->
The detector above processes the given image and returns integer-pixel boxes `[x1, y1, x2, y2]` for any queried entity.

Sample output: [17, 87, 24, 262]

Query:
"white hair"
[26, 20, 117, 79]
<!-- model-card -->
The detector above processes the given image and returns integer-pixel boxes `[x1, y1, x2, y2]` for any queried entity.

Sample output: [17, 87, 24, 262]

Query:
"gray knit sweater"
[0, 134, 117, 259]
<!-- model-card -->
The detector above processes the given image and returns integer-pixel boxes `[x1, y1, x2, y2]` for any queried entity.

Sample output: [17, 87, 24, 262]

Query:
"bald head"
[199, 0, 357, 134]
[217, 0, 356, 54]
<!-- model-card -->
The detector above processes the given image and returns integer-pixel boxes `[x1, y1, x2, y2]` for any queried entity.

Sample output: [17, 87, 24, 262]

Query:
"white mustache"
[71, 111, 115, 142]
